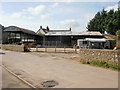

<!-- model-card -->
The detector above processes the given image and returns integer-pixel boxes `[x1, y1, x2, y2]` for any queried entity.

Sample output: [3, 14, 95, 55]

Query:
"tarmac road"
[2, 67, 30, 88]
[0, 50, 30, 88]
[2, 50, 118, 88]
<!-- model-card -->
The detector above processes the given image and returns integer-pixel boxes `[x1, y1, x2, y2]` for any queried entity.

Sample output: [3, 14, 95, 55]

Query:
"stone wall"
[116, 40, 120, 49]
[79, 49, 119, 65]
[2, 44, 24, 52]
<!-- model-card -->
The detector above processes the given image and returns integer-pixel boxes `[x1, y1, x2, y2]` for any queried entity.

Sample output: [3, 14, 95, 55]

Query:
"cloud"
[52, 2, 59, 8]
[27, 5, 50, 18]
[60, 19, 80, 28]
[27, 5, 46, 15]
[1, 2, 110, 32]
[11, 12, 23, 18]
[0, 3, 57, 31]
[105, 4, 118, 11]
[0, 8, 39, 31]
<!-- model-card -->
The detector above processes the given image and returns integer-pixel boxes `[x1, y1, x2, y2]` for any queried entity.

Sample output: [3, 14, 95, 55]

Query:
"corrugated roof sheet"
[45, 31, 103, 36]
[104, 34, 116, 40]
[49, 30, 71, 32]
[85, 38, 106, 42]
[4, 26, 36, 35]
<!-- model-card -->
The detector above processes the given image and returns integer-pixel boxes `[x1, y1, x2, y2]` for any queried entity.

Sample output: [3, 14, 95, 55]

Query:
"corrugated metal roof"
[85, 38, 106, 42]
[49, 30, 71, 32]
[45, 31, 103, 36]
[104, 34, 116, 40]
[4, 26, 36, 35]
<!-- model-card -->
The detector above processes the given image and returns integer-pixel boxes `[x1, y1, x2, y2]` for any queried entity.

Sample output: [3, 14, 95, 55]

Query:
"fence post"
[55, 46, 56, 53]
[64, 46, 66, 53]
[36, 47, 38, 52]
[75, 45, 77, 53]
[45, 46, 47, 52]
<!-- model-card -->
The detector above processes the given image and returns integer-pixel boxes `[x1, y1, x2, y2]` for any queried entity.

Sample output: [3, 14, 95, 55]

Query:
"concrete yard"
[1, 50, 118, 88]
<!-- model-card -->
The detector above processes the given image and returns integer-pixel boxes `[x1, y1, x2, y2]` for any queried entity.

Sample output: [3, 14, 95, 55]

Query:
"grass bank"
[82, 60, 120, 70]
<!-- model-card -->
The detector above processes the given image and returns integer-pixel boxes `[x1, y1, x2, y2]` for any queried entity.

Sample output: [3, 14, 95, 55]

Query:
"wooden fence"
[30, 46, 78, 53]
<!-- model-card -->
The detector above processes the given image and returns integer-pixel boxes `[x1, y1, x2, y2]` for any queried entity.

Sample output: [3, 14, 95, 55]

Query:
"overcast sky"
[0, 1, 119, 32]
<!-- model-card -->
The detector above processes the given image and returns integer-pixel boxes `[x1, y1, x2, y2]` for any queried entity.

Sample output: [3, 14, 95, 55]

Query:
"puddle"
[0, 52, 5, 55]
[41, 80, 58, 87]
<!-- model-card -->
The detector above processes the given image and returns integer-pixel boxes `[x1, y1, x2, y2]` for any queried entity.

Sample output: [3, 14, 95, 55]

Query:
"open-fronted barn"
[1, 25, 43, 45]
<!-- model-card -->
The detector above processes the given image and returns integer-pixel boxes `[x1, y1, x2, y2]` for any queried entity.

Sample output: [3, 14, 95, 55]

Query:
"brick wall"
[2, 44, 24, 52]
[79, 49, 119, 65]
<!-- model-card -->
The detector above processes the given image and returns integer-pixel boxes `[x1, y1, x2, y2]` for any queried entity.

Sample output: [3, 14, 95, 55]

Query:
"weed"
[82, 60, 120, 70]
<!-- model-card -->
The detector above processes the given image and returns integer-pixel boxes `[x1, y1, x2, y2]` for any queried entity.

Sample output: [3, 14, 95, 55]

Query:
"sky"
[0, 1, 119, 32]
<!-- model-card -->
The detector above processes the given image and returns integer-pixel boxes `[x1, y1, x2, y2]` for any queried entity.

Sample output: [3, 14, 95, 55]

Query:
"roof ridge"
[8, 26, 35, 33]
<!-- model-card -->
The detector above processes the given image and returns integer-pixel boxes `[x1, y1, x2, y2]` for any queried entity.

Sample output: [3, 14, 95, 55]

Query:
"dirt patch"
[30, 52, 80, 62]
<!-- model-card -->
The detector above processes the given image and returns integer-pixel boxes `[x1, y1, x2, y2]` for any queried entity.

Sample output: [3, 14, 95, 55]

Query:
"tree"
[87, 8, 120, 35]
[116, 30, 120, 40]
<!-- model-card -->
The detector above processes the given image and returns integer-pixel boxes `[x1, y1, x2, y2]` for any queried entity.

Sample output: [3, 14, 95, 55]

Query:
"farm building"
[104, 34, 116, 49]
[0, 25, 4, 44]
[1, 24, 116, 49]
[77, 38, 107, 49]
[37, 26, 107, 48]
[1, 25, 43, 45]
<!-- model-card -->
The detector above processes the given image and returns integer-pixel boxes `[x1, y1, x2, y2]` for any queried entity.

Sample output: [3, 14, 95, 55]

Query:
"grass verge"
[82, 60, 120, 70]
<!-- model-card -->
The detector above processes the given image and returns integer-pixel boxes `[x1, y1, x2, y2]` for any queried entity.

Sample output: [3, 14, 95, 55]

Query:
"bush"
[109, 64, 120, 70]
[116, 30, 120, 40]
[82, 61, 90, 64]
[90, 60, 108, 67]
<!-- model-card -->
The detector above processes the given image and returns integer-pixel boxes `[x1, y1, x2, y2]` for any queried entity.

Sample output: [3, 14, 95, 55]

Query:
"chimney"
[46, 26, 49, 32]
[40, 26, 42, 29]
[69, 27, 71, 31]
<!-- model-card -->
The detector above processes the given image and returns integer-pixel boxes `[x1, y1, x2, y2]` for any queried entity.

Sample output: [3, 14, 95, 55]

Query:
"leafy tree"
[116, 30, 120, 40]
[87, 8, 120, 35]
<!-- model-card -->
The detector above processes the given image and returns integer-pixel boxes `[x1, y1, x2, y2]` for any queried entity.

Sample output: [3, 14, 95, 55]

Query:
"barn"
[1, 25, 43, 45]
[37, 26, 104, 48]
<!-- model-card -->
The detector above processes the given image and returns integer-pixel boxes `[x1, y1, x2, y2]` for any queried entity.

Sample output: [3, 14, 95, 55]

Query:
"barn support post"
[26, 34, 28, 43]
[20, 32, 22, 42]
[15, 33, 16, 43]
[8, 32, 10, 44]
[24, 33, 25, 42]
